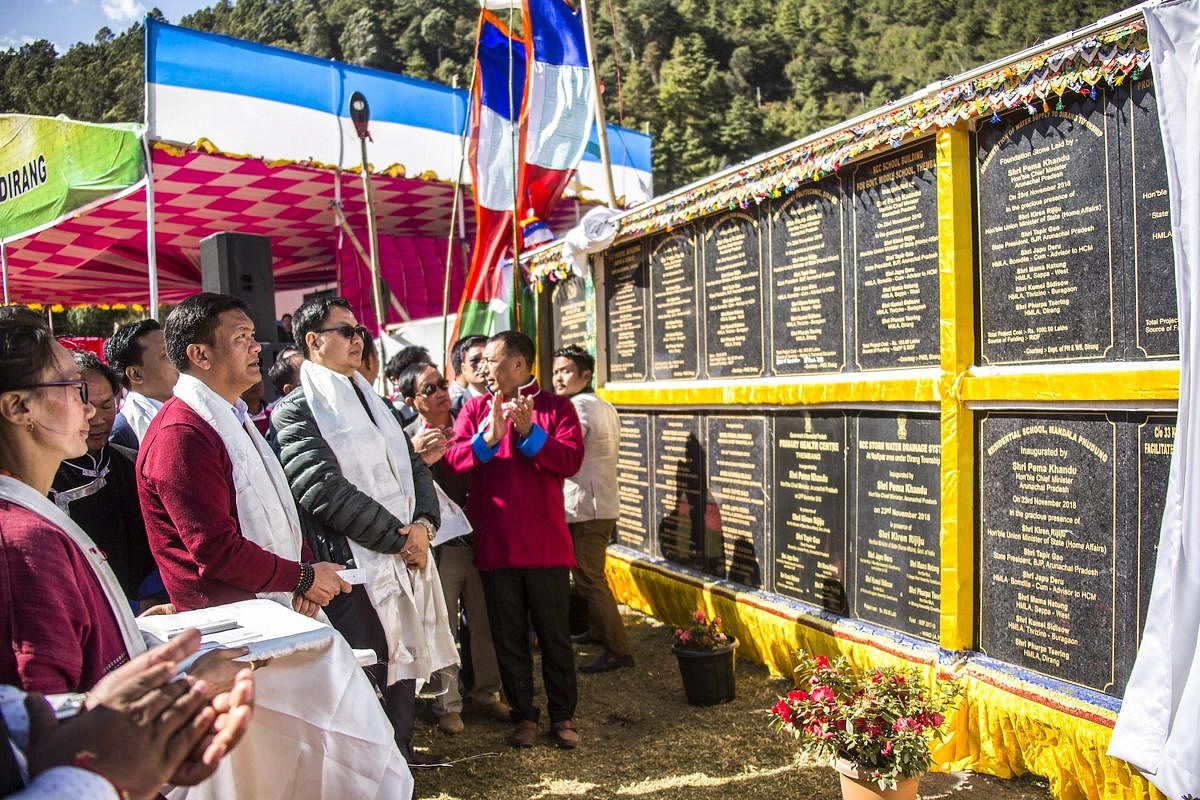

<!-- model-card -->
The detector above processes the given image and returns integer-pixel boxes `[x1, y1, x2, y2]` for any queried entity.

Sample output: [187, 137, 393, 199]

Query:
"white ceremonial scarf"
[171, 373, 303, 610]
[121, 391, 163, 443]
[0, 475, 145, 658]
[407, 420, 474, 546]
[301, 360, 458, 684]
[1109, 4, 1200, 797]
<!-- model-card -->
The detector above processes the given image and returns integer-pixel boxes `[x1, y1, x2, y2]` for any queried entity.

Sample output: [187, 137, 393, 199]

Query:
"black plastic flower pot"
[672, 641, 736, 706]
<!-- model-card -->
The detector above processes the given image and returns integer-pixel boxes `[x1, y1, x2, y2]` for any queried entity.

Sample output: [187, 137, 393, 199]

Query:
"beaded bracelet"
[294, 562, 315, 596]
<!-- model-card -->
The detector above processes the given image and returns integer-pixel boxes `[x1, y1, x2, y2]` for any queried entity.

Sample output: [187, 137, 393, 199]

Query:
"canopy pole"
[142, 137, 159, 320]
[442, 66, 477, 367]
[1, 241, 9, 305]
[580, 0, 618, 208]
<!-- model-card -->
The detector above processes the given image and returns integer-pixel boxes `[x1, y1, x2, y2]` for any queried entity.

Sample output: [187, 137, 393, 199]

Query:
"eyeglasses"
[418, 379, 450, 397]
[18, 380, 89, 405]
[316, 324, 369, 341]
[466, 354, 484, 366]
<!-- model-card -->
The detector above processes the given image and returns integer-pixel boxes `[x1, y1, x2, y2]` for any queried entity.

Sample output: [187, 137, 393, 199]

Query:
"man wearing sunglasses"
[272, 297, 456, 765]
[398, 361, 511, 735]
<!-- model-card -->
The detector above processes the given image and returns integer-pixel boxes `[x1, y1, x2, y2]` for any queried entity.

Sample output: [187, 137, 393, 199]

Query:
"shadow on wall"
[657, 433, 724, 575]
[655, 431, 764, 588]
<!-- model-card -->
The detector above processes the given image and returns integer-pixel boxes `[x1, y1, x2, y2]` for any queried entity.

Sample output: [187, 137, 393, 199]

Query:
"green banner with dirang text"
[0, 114, 145, 242]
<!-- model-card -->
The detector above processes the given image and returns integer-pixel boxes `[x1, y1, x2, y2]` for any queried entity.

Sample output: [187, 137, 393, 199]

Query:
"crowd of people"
[0, 292, 631, 799]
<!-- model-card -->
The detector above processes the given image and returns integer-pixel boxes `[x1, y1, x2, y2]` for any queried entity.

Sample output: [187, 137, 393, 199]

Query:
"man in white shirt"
[551, 345, 633, 673]
[105, 320, 179, 448]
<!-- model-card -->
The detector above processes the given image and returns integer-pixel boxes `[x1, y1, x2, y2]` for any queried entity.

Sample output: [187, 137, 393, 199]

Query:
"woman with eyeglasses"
[397, 361, 512, 734]
[0, 307, 254, 798]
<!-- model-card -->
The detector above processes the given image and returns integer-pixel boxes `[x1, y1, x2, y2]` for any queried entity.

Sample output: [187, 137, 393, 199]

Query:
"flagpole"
[142, 137, 160, 319]
[507, 1, 522, 332]
[443, 66, 477, 364]
[579, 0, 618, 208]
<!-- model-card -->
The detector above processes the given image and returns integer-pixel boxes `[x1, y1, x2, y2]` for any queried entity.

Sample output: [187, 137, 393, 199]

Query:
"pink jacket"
[443, 382, 584, 571]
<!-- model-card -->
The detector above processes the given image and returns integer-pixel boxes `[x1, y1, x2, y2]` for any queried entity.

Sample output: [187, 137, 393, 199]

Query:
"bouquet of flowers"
[769, 651, 962, 790]
[672, 609, 731, 651]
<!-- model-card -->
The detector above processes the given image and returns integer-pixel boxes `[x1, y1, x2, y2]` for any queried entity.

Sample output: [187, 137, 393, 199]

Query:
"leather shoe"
[473, 697, 513, 722]
[508, 719, 538, 748]
[437, 711, 464, 735]
[579, 652, 635, 673]
[551, 719, 580, 749]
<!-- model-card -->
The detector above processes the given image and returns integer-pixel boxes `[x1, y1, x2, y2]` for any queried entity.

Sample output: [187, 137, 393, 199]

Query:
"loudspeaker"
[199, 232, 277, 343]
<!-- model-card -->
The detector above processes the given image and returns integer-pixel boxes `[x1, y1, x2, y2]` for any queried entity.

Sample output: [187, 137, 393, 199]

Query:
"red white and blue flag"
[457, 0, 596, 339]
[457, 11, 528, 336]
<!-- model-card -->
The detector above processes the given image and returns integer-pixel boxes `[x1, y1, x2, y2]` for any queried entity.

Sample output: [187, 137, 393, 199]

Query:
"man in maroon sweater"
[136, 293, 347, 613]
[443, 330, 585, 749]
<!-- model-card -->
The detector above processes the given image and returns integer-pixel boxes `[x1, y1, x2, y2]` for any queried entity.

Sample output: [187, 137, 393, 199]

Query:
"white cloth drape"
[300, 360, 458, 684]
[1108, 3, 1200, 796]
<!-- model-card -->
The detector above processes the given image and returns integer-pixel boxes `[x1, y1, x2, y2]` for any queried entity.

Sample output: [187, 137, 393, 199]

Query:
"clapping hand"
[503, 394, 533, 437]
[28, 629, 254, 799]
[411, 427, 448, 465]
[484, 391, 507, 447]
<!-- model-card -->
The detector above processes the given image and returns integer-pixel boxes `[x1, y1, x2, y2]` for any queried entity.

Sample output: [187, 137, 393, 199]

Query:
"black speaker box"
[199, 232, 277, 343]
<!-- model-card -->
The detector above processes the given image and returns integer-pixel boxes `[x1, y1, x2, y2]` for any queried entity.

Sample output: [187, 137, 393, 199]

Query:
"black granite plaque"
[851, 413, 941, 641]
[551, 274, 592, 353]
[650, 232, 701, 380]
[772, 412, 849, 611]
[702, 212, 766, 378]
[976, 99, 1117, 365]
[978, 414, 1123, 693]
[604, 241, 649, 382]
[652, 415, 712, 573]
[1128, 78, 1179, 360]
[769, 182, 847, 375]
[851, 140, 940, 370]
[1135, 415, 1173, 640]
[705, 415, 768, 588]
[615, 412, 653, 553]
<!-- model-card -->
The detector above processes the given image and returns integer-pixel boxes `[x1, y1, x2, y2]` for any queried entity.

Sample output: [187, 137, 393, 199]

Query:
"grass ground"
[412, 608, 1053, 800]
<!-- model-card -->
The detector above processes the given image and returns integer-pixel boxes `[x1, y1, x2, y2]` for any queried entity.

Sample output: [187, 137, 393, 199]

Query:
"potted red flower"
[671, 609, 736, 706]
[769, 651, 962, 799]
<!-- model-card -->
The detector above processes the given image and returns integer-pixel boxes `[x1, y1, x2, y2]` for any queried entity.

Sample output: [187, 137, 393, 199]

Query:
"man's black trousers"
[480, 567, 578, 724]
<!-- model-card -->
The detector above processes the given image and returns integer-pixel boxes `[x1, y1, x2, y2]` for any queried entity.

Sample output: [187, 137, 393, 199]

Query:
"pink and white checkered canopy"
[3, 145, 588, 316]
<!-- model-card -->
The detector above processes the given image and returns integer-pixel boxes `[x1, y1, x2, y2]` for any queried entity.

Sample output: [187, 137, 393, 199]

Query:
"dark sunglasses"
[19, 379, 89, 405]
[418, 379, 450, 397]
[316, 324, 369, 341]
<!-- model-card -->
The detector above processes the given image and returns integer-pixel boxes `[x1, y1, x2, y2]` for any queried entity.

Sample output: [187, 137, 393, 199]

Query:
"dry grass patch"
[413, 608, 1052, 800]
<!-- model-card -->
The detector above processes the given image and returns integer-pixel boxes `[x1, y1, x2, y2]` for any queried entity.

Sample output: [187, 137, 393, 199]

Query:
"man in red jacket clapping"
[443, 330, 585, 750]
